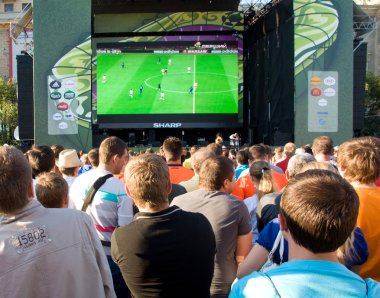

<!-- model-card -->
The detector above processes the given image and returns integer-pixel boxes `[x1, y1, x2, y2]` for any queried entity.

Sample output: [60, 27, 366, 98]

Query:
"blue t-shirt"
[78, 165, 92, 175]
[256, 219, 368, 268]
[229, 260, 380, 298]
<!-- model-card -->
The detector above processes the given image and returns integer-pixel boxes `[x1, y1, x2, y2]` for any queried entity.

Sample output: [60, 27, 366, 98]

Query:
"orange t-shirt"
[232, 170, 288, 200]
[168, 165, 194, 184]
[355, 187, 380, 281]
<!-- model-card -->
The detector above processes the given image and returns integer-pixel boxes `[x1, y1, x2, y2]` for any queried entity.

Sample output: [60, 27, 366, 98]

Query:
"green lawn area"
[96, 53, 238, 114]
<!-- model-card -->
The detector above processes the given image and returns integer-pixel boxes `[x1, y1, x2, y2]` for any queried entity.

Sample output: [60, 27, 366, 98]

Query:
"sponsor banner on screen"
[308, 71, 338, 132]
[47, 75, 78, 135]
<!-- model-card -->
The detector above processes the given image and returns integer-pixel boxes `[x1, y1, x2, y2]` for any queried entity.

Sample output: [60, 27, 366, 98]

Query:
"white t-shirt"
[70, 169, 134, 255]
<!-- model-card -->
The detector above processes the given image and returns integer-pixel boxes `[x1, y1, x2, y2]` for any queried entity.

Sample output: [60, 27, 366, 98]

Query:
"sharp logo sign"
[153, 123, 182, 128]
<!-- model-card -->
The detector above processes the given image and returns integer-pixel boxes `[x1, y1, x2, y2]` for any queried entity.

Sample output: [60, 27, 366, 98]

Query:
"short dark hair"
[280, 170, 359, 253]
[263, 145, 272, 158]
[0, 146, 32, 213]
[36, 172, 68, 208]
[236, 149, 250, 165]
[199, 156, 234, 191]
[206, 143, 223, 156]
[302, 144, 313, 155]
[249, 144, 267, 161]
[313, 136, 334, 155]
[51, 144, 64, 159]
[99, 137, 128, 164]
[26, 145, 55, 177]
[88, 148, 99, 167]
[163, 137, 183, 161]
[59, 167, 77, 176]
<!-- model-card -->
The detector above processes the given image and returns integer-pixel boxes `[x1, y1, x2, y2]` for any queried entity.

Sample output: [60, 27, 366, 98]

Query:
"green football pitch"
[96, 53, 238, 114]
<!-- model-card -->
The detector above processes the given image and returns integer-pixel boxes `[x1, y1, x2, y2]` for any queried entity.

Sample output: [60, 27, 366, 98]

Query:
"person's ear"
[337, 164, 345, 178]
[278, 213, 288, 232]
[223, 178, 231, 189]
[125, 184, 132, 198]
[167, 182, 172, 195]
[27, 181, 34, 200]
[63, 195, 69, 208]
[285, 169, 290, 181]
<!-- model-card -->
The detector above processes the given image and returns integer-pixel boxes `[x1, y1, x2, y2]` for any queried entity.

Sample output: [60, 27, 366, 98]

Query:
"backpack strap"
[81, 174, 114, 212]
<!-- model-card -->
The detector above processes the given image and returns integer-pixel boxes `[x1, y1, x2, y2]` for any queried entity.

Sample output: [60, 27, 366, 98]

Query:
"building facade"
[0, 0, 32, 78]
[355, 0, 380, 75]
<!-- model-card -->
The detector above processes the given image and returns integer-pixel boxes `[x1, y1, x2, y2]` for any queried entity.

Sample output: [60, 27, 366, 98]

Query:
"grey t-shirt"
[171, 189, 252, 298]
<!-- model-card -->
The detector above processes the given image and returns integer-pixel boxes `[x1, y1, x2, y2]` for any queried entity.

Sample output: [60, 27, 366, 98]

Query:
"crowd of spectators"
[0, 134, 380, 297]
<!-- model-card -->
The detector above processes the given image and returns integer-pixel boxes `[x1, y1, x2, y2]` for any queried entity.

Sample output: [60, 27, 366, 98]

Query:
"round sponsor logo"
[64, 113, 74, 121]
[310, 76, 322, 86]
[64, 90, 76, 100]
[318, 98, 328, 107]
[324, 76, 336, 86]
[310, 88, 322, 97]
[63, 80, 76, 89]
[324, 88, 336, 97]
[50, 91, 62, 100]
[58, 122, 68, 130]
[50, 80, 61, 89]
[57, 102, 69, 111]
[52, 113, 62, 121]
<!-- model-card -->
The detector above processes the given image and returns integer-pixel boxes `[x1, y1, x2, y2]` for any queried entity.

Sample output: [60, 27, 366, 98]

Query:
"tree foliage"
[362, 72, 380, 137]
[0, 78, 18, 145]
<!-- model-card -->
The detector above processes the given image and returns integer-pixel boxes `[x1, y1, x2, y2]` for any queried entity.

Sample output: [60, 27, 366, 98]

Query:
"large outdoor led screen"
[95, 35, 243, 128]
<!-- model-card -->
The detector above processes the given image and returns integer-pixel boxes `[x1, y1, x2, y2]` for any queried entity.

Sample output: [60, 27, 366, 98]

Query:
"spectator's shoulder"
[228, 193, 247, 206]
[231, 272, 277, 297]
[113, 220, 134, 235]
[366, 278, 380, 297]
[41, 207, 91, 226]
[171, 189, 197, 205]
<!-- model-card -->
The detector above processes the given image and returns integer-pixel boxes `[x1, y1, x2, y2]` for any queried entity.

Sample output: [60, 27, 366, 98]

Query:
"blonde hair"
[284, 142, 296, 158]
[272, 147, 283, 163]
[249, 161, 275, 198]
[125, 153, 170, 208]
[337, 136, 380, 184]
[199, 156, 234, 191]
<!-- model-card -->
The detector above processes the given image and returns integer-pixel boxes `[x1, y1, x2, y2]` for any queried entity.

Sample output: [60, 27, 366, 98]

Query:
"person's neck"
[97, 163, 114, 174]
[167, 159, 182, 165]
[62, 174, 76, 179]
[287, 238, 338, 263]
[202, 186, 229, 194]
[314, 154, 332, 162]
[137, 202, 170, 213]
[350, 181, 377, 188]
